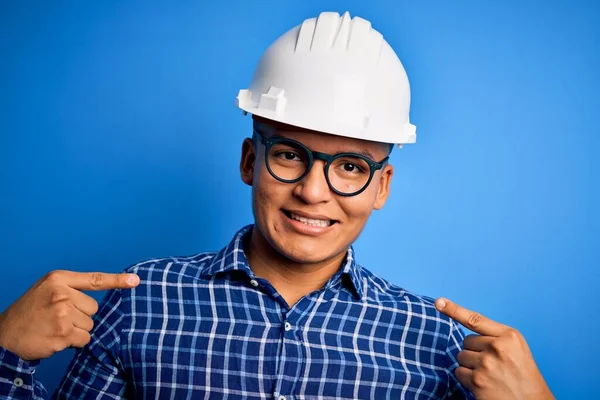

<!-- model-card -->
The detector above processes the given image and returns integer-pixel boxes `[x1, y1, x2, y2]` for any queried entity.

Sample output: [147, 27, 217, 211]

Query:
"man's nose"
[292, 160, 333, 204]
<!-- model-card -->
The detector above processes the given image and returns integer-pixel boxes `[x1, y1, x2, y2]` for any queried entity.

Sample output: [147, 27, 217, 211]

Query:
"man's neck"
[245, 226, 347, 307]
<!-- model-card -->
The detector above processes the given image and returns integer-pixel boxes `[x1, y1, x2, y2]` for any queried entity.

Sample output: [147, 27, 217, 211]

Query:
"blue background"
[1, 1, 598, 397]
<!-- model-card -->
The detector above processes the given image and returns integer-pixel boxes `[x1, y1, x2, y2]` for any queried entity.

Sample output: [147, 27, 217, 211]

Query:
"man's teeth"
[290, 213, 331, 227]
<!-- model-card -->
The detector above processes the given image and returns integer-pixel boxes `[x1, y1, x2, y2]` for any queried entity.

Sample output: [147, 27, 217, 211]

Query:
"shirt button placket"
[275, 313, 302, 400]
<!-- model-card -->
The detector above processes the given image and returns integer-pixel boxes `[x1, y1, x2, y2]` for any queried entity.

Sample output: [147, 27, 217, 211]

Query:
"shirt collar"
[200, 224, 365, 300]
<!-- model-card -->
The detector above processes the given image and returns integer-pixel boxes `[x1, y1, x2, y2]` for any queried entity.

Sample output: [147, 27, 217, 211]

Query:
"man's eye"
[274, 151, 301, 161]
[343, 163, 366, 173]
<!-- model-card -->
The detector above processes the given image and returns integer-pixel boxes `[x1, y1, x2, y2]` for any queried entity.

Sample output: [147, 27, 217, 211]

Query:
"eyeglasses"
[253, 122, 389, 197]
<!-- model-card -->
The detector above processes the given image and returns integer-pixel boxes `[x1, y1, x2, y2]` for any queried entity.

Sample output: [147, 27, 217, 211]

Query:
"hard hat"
[236, 11, 416, 146]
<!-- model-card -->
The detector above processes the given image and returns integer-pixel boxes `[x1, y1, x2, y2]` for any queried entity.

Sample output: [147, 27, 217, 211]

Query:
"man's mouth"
[282, 210, 336, 228]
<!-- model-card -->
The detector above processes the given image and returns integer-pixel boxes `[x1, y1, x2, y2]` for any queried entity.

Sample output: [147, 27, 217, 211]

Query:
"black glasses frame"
[252, 122, 388, 197]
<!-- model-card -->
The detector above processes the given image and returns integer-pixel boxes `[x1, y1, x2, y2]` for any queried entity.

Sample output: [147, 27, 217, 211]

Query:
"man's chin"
[259, 223, 345, 264]
[272, 240, 341, 265]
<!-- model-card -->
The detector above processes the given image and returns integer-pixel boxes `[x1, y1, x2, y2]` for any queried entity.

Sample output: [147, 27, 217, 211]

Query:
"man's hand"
[436, 298, 554, 400]
[0, 270, 140, 361]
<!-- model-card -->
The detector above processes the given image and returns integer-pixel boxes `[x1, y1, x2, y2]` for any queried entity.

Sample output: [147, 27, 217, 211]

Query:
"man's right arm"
[0, 347, 48, 399]
[0, 270, 139, 399]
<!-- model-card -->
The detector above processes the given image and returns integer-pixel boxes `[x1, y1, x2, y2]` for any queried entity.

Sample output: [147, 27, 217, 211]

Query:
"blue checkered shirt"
[0, 225, 473, 399]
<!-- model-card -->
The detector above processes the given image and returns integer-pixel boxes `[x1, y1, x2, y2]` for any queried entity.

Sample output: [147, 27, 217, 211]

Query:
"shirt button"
[284, 322, 292, 331]
[278, 396, 286, 400]
[249, 279, 259, 287]
[14, 377, 24, 387]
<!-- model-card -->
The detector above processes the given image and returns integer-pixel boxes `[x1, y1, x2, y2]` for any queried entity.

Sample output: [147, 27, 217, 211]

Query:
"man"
[0, 11, 553, 399]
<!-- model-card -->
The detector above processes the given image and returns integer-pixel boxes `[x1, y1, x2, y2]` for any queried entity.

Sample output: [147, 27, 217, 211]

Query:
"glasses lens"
[267, 139, 310, 181]
[328, 156, 371, 194]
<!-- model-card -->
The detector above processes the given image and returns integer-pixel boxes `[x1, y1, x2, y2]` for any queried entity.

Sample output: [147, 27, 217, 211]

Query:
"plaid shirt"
[0, 225, 473, 399]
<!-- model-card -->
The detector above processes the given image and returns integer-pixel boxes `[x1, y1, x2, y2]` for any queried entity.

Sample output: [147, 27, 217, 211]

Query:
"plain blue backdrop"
[1, 1, 598, 397]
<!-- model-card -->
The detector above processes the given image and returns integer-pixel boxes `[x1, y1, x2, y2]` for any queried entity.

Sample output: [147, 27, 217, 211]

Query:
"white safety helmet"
[236, 11, 416, 147]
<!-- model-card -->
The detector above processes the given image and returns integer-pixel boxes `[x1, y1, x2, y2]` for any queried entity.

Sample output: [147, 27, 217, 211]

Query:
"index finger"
[51, 270, 140, 291]
[435, 298, 508, 337]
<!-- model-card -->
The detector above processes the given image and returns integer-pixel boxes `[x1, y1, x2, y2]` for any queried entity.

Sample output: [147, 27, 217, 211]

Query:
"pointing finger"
[49, 270, 140, 291]
[435, 298, 507, 337]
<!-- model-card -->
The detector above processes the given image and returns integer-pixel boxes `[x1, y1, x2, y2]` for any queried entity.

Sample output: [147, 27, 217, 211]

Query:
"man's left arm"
[436, 298, 554, 400]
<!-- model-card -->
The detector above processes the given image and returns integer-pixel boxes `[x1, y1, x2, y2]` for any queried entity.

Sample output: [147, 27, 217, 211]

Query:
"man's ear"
[373, 164, 394, 210]
[240, 138, 256, 186]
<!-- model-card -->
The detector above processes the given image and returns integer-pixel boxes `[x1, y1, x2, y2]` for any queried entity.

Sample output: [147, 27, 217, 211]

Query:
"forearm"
[0, 347, 49, 400]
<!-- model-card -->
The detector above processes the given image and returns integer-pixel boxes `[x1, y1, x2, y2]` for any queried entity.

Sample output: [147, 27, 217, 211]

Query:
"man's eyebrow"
[354, 149, 376, 159]
[332, 147, 377, 160]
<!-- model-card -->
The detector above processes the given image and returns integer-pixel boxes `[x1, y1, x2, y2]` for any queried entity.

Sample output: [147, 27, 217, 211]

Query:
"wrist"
[541, 387, 555, 400]
[0, 313, 8, 349]
[0, 346, 40, 373]
[526, 381, 554, 400]
[0, 313, 17, 357]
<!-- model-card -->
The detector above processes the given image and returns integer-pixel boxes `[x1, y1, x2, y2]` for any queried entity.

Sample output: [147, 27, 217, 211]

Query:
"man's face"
[240, 118, 394, 265]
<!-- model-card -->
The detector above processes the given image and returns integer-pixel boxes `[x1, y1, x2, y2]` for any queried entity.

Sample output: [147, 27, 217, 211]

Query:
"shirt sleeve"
[443, 321, 475, 399]
[0, 346, 49, 399]
[53, 288, 129, 399]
